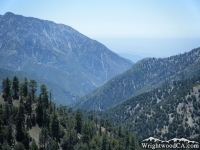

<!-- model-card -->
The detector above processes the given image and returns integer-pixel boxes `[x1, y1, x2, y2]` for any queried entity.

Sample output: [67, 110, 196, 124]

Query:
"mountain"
[0, 12, 132, 104]
[73, 47, 200, 110]
[102, 75, 200, 140]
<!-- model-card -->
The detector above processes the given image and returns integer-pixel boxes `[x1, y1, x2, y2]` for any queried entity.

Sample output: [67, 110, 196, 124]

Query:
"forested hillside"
[73, 47, 200, 110]
[0, 76, 139, 150]
[102, 76, 200, 141]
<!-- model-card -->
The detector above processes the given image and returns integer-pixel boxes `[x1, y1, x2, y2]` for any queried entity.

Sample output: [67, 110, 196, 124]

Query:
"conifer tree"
[6, 95, 13, 146]
[61, 129, 78, 150]
[12, 76, 19, 99]
[36, 95, 43, 127]
[26, 93, 32, 118]
[23, 77, 28, 98]
[28, 80, 37, 117]
[43, 109, 50, 128]
[2, 77, 12, 101]
[3, 102, 9, 125]
[40, 84, 48, 108]
[26, 116, 32, 130]
[29, 80, 37, 98]
[82, 122, 90, 144]
[88, 120, 96, 139]
[23, 131, 30, 150]
[0, 107, 4, 144]
[75, 109, 83, 134]
[101, 133, 108, 150]
[50, 113, 60, 142]
[16, 102, 25, 142]
[19, 83, 24, 100]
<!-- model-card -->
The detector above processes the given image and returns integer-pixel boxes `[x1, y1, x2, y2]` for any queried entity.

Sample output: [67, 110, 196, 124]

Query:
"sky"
[0, 0, 200, 58]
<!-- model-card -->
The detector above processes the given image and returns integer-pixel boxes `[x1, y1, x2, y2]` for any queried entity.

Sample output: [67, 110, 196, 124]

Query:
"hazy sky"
[0, 0, 200, 57]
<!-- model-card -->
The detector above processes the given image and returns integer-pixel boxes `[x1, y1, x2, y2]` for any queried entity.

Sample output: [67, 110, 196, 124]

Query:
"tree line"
[0, 76, 139, 150]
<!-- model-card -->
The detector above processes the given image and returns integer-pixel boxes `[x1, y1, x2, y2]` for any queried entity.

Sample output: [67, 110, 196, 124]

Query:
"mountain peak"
[0, 12, 133, 104]
[3, 12, 15, 17]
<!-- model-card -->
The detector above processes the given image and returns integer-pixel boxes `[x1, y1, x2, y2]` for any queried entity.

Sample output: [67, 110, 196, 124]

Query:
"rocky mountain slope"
[102, 76, 200, 140]
[0, 12, 132, 104]
[73, 47, 200, 110]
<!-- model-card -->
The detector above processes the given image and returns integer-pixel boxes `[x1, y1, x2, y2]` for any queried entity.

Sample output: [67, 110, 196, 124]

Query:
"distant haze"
[97, 37, 200, 58]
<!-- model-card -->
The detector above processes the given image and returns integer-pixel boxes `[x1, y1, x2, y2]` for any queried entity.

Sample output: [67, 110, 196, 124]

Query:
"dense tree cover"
[0, 76, 139, 149]
[102, 76, 200, 142]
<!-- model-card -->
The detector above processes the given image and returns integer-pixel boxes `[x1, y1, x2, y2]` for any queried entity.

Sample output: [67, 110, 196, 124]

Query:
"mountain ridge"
[73, 47, 200, 110]
[0, 12, 132, 104]
[101, 75, 200, 140]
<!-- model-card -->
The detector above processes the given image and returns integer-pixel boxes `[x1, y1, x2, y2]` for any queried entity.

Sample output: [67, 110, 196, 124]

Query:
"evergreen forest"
[0, 76, 139, 150]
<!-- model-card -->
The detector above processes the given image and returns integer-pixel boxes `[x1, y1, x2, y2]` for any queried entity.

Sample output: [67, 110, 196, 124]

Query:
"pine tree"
[16, 102, 25, 142]
[50, 113, 60, 142]
[49, 90, 53, 114]
[2, 77, 12, 102]
[82, 122, 90, 144]
[6, 96, 13, 146]
[31, 114, 36, 126]
[19, 83, 24, 100]
[61, 129, 78, 150]
[22, 77, 28, 98]
[26, 116, 32, 130]
[101, 133, 108, 150]
[0, 107, 4, 144]
[36, 95, 43, 127]
[88, 120, 96, 139]
[75, 109, 83, 134]
[2, 102, 9, 125]
[29, 80, 37, 99]
[26, 93, 32, 118]
[118, 126, 122, 138]
[12, 76, 19, 99]
[28, 80, 37, 119]
[22, 131, 30, 150]
[40, 84, 49, 108]
[43, 109, 50, 128]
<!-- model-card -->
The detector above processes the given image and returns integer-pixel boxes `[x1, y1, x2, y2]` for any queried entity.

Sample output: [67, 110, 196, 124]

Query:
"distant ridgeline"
[0, 76, 140, 150]
[73, 47, 200, 110]
[101, 75, 200, 141]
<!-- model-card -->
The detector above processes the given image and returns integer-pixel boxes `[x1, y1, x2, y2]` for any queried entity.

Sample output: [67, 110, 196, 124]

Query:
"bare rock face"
[0, 12, 132, 104]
